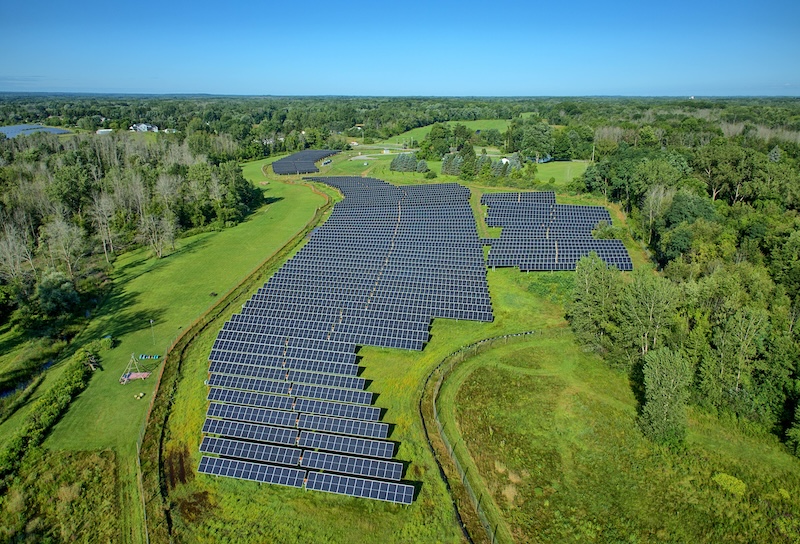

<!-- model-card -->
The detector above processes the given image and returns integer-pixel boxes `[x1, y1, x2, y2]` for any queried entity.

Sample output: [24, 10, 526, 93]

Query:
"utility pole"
[150, 319, 155, 345]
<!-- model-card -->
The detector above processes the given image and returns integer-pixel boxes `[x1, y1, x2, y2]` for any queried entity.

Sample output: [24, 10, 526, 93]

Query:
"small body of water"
[0, 124, 72, 138]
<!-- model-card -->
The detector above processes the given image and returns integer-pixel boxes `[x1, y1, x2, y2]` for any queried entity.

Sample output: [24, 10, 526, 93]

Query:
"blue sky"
[1, 0, 798, 96]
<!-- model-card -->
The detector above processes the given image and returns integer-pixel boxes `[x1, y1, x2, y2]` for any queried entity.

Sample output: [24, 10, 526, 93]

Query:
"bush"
[0, 340, 106, 489]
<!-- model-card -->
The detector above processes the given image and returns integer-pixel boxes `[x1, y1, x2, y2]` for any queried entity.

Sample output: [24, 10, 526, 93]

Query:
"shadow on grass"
[89, 287, 168, 342]
[0, 324, 30, 361]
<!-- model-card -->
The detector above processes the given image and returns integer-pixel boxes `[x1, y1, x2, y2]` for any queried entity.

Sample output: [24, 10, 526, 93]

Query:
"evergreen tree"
[567, 253, 622, 351]
[459, 143, 477, 180]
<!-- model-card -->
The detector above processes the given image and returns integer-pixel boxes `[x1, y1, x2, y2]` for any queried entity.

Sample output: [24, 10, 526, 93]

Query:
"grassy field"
[378, 119, 512, 146]
[437, 331, 800, 543]
[535, 160, 589, 186]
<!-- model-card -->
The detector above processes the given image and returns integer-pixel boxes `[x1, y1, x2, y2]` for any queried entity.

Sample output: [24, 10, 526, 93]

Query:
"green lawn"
[534, 160, 589, 186]
[438, 333, 800, 543]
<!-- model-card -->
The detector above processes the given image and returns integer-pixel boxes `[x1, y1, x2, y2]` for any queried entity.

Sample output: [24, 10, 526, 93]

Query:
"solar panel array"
[199, 176, 495, 505]
[482, 191, 633, 271]
[272, 150, 340, 175]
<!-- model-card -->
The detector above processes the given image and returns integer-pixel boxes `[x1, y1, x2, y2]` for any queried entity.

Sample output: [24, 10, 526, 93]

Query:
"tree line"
[0, 130, 262, 343]
[568, 124, 800, 454]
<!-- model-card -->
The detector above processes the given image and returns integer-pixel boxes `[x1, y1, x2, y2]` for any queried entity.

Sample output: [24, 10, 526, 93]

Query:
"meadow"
[435, 331, 800, 542]
[377, 119, 513, 147]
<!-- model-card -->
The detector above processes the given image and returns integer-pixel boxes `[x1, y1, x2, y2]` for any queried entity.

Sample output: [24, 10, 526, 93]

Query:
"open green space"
[378, 119, 512, 146]
[437, 333, 800, 542]
[534, 160, 589, 186]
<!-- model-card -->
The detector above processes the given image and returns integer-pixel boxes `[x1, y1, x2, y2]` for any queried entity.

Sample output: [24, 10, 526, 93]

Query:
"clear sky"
[1, 0, 798, 96]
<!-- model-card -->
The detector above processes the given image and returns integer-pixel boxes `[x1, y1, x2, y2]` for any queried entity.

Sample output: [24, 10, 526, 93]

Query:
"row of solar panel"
[198, 456, 413, 504]
[209, 362, 366, 390]
[202, 418, 395, 458]
[247, 292, 491, 309]
[201, 437, 401, 480]
[209, 351, 359, 377]
[207, 403, 388, 439]
[219, 330, 426, 350]
[258, 287, 491, 302]
[207, 373, 374, 405]
[266, 278, 491, 293]
[481, 191, 557, 203]
[229, 309, 433, 330]
[214, 330, 354, 353]
[239, 304, 492, 323]
[223, 321, 430, 343]
[216, 329, 427, 352]
[208, 387, 382, 421]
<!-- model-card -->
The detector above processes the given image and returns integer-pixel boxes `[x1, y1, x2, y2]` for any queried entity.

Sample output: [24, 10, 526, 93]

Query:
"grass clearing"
[534, 160, 589, 186]
[438, 333, 800, 542]
[378, 119, 512, 146]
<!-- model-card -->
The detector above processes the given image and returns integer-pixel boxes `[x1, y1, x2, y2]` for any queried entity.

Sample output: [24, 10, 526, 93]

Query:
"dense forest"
[2, 94, 800, 456]
[565, 113, 800, 454]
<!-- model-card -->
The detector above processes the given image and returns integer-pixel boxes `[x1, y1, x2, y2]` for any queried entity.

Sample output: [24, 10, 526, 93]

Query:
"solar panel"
[198, 456, 305, 488]
[298, 413, 388, 439]
[301, 450, 402, 481]
[200, 436, 301, 466]
[305, 471, 413, 504]
[295, 398, 381, 422]
[207, 387, 294, 411]
[207, 402, 297, 428]
[202, 418, 298, 446]
[298, 430, 394, 459]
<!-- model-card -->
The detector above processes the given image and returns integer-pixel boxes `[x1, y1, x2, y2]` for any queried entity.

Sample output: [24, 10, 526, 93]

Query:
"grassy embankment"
[0, 157, 325, 543]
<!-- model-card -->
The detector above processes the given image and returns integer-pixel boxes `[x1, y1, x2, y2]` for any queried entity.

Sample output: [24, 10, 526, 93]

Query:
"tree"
[642, 184, 675, 245]
[567, 253, 622, 351]
[458, 143, 476, 180]
[700, 306, 767, 409]
[639, 347, 693, 446]
[619, 270, 679, 357]
[0, 224, 32, 288]
[390, 153, 417, 173]
[89, 192, 116, 264]
[36, 269, 79, 317]
[40, 215, 85, 280]
[138, 214, 175, 259]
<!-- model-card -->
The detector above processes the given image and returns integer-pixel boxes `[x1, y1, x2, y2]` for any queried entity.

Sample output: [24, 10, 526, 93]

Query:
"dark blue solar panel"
[305, 471, 413, 504]
[198, 456, 305, 487]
